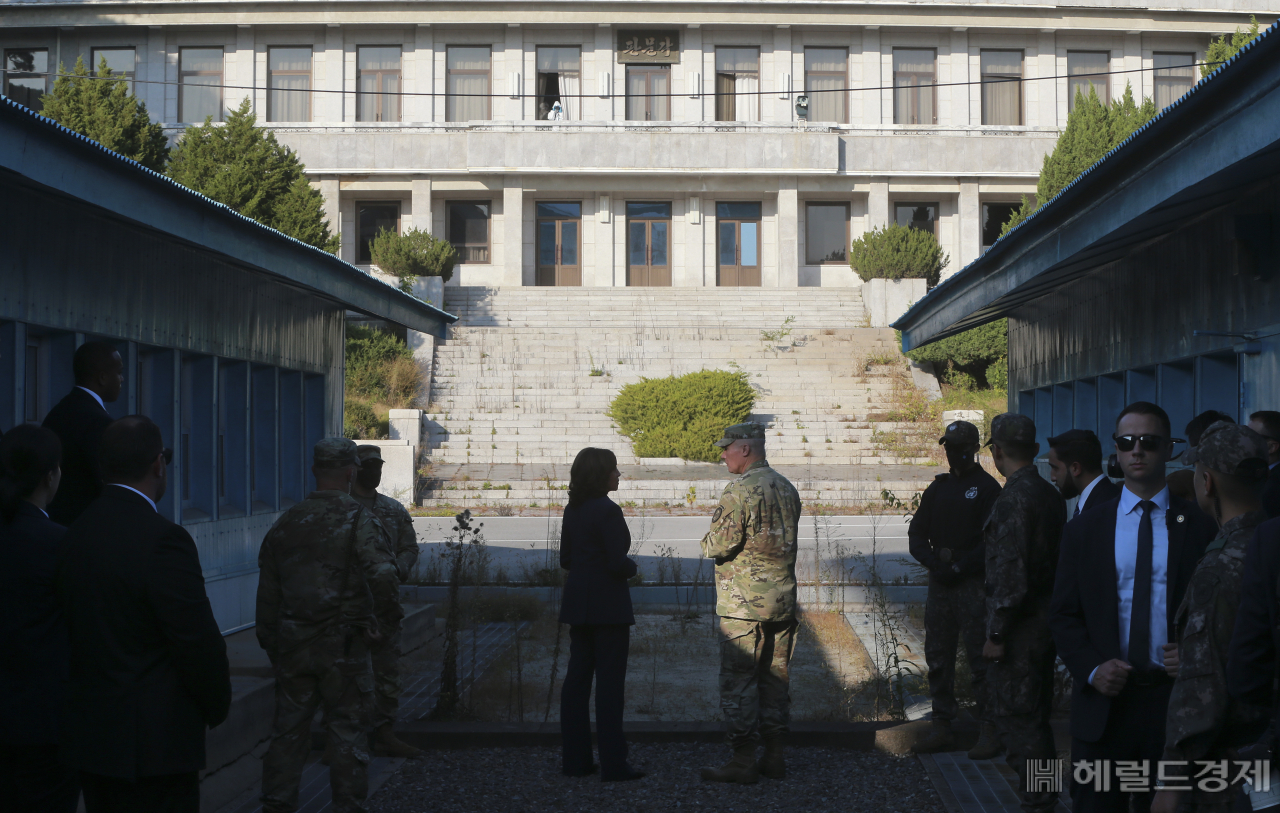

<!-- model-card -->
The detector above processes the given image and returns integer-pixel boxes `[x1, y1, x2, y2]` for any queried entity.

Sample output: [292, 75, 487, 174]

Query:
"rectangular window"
[357, 46, 401, 123]
[180, 354, 215, 522]
[537, 46, 581, 120]
[805, 48, 847, 124]
[3, 49, 49, 111]
[805, 202, 849, 264]
[357, 201, 401, 264]
[715, 47, 760, 122]
[278, 370, 303, 506]
[1154, 53, 1195, 111]
[626, 65, 670, 122]
[981, 202, 1020, 248]
[218, 360, 248, 517]
[447, 46, 491, 122]
[268, 46, 312, 122]
[447, 201, 491, 264]
[980, 50, 1023, 125]
[90, 47, 136, 90]
[895, 202, 939, 236]
[180, 47, 224, 123]
[893, 48, 936, 125]
[1067, 51, 1109, 111]
[250, 365, 277, 512]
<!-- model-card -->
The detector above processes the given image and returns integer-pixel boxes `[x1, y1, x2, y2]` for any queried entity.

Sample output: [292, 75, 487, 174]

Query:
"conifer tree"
[1204, 16, 1261, 78]
[167, 98, 339, 253]
[39, 55, 169, 172]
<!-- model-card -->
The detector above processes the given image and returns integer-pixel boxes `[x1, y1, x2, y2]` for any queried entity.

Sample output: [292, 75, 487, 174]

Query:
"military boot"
[966, 721, 1002, 760]
[373, 724, 424, 759]
[700, 743, 760, 784]
[911, 720, 957, 754]
[757, 738, 786, 779]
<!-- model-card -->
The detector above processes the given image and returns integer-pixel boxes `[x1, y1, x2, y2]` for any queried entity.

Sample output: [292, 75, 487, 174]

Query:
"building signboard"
[617, 31, 680, 64]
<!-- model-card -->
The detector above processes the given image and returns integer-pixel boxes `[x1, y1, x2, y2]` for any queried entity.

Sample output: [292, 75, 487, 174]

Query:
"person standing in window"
[0, 425, 78, 813]
[559, 447, 644, 782]
[42, 340, 122, 525]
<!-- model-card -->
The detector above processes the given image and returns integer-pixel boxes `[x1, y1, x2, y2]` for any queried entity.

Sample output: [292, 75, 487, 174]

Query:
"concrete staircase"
[425, 287, 934, 473]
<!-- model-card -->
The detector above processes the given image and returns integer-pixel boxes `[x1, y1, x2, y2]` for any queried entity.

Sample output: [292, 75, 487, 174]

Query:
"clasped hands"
[1087, 644, 1179, 697]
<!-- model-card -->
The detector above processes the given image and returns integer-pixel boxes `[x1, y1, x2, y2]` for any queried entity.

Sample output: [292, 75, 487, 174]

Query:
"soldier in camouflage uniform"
[256, 438, 401, 813]
[698, 423, 802, 785]
[352, 445, 422, 759]
[981, 414, 1066, 813]
[1151, 421, 1272, 813]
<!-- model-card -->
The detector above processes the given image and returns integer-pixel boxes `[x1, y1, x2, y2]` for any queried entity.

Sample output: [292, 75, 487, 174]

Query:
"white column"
[959, 180, 981, 268]
[950, 29, 970, 126]
[315, 27, 343, 123]
[1038, 30, 1058, 129]
[777, 179, 799, 287]
[502, 178, 524, 286]
[592, 195, 614, 287]
[683, 26, 704, 122]
[229, 27, 255, 115]
[773, 27, 793, 122]
[684, 196, 705, 286]
[142, 29, 168, 123]
[862, 27, 882, 126]
[320, 176, 340, 240]
[411, 177, 432, 234]
[1123, 33, 1143, 102]
[504, 25, 523, 121]
[412, 27, 434, 123]
[868, 178, 890, 230]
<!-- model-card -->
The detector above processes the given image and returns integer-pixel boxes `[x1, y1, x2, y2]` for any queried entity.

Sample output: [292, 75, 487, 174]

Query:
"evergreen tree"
[39, 55, 169, 172]
[848, 222, 949, 289]
[167, 98, 339, 252]
[1204, 16, 1261, 78]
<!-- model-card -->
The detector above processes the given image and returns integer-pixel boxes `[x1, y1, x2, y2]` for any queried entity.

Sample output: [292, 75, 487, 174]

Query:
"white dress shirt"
[76, 386, 106, 412]
[111, 483, 157, 513]
[1074, 474, 1107, 517]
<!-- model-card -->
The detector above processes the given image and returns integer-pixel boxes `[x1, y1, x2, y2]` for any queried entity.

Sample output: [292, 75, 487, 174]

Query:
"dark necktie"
[1128, 500, 1156, 670]
[1074, 500, 1082, 519]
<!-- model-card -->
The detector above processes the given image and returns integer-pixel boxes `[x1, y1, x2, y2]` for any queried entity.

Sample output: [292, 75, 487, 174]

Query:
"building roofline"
[0, 94, 457, 336]
[892, 18, 1280, 351]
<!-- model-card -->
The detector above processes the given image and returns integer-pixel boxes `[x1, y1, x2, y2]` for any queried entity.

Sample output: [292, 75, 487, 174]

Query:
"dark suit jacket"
[42, 387, 113, 526]
[1078, 476, 1122, 515]
[559, 496, 637, 626]
[1263, 465, 1280, 519]
[56, 486, 231, 778]
[1049, 492, 1216, 743]
[0, 503, 68, 745]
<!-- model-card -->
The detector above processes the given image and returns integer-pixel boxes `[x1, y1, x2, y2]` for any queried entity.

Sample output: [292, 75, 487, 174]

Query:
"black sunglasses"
[1113, 434, 1184, 452]
[161, 447, 173, 465]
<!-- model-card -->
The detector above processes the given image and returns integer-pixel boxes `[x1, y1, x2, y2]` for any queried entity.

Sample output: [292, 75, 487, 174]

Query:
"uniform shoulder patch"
[712, 506, 724, 523]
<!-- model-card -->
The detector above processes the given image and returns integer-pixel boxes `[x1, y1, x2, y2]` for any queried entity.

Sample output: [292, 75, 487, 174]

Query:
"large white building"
[2, 1, 1271, 290]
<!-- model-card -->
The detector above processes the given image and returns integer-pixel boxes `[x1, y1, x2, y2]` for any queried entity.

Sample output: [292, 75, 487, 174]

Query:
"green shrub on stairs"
[607, 370, 755, 463]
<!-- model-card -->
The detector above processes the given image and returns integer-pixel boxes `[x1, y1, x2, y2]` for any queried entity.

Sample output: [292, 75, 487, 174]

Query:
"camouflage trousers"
[718, 616, 799, 748]
[987, 619, 1057, 813]
[262, 631, 373, 813]
[923, 575, 988, 723]
[369, 618, 403, 729]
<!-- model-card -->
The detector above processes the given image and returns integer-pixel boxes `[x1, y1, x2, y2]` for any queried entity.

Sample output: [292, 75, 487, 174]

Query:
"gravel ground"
[368, 743, 946, 813]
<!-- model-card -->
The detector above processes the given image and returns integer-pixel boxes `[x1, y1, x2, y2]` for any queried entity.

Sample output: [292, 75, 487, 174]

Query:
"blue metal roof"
[0, 93, 457, 334]
[893, 18, 1280, 350]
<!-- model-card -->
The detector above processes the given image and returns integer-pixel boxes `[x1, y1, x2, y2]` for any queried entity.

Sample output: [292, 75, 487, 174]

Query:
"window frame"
[1153, 52, 1196, 111]
[179, 47, 225, 124]
[1067, 51, 1110, 111]
[356, 45, 402, 123]
[625, 64, 671, 122]
[446, 45, 492, 123]
[894, 201, 940, 237]
[981, 201, 1022, 249]
[267, 46, 313, 123]
[714, 46, 760, 122]
[979, 49, 1024, 126]
[892, 48, 937, 126]
[90, 47, 137, 91]
[356, 200, 402, 265]
[446, 200, 492, 265]
[3, 48, 50, 112]
[804, 201, 851, 265]
[803, 47, 849, 125]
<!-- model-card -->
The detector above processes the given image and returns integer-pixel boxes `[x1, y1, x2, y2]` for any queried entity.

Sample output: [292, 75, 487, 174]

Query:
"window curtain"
[805, 49, 846, 123]
[626, 69, 646, 120]
[980, 51, 1021, 126]
[893, 49, 934, 125]
[537, 48, 581, 119]
[269, 48, 311, 122]
[1067, 52, 1109, 109]
[716, 48, 759, 122]
[1153, 53, 1194, 110]
[559, 73, 580, 120]
[447, 47, 490, 122]
[650, 69, 670, 121]
[180, 49, 223, 123]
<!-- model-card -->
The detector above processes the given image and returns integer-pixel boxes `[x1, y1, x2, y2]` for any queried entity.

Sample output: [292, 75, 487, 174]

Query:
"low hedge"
[608, 370, 755, 463]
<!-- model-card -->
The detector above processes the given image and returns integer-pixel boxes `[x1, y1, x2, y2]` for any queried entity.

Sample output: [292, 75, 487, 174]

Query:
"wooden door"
[626, 202, 672, 286]
[716, 202, 761, 286]
[535, 202, 581, 286]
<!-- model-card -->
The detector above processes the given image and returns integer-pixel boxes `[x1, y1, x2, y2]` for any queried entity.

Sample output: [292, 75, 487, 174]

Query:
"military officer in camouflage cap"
[1151, 421, 1271, 813]
[256, 438, 401, 813]
[909, 419, 1002, 757]
[699, 422, 802, 785]
[352, 445, 423, 759]
[981, 413, 1065, 813]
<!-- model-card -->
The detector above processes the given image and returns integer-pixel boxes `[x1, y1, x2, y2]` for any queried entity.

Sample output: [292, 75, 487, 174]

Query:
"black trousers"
[80, 770, 199, 813]
[561, 624, 631, 778]
[1070, 679, 1173, 813]
[0, 743, 79, 813]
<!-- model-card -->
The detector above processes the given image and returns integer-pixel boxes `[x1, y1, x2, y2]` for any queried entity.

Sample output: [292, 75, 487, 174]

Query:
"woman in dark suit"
[0, 424, 78, 813]
[559, 447, 645, 782]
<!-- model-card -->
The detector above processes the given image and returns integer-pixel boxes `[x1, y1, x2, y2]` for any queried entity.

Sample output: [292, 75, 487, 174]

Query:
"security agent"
[1047, 429, 1120, 519]
[909, 420, 1002, 757]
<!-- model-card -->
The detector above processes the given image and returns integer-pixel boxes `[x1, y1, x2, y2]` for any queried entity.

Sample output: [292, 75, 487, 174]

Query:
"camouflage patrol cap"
[1184, 420, 1270, 480]
[356, 444, 384, 464]
[939, 420, 980, 448]
[314, 437, 361, 469]
[985, 412, 1037, 448]
[714, 422, 766, 447]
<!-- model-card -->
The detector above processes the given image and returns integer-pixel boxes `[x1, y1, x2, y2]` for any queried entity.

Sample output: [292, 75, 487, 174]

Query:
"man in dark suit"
[57, 415, 231, 813]
[1246, 411, 1280, 518]
[1046, 429, 1120, 518]
[42, 340, 123, 525]
[1049, 401, 1217, 813]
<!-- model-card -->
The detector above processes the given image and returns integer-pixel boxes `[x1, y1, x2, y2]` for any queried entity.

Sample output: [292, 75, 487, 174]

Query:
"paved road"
[411, 515, 918, 583]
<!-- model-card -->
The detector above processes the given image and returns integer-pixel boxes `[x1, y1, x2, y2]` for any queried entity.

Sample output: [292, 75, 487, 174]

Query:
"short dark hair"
[1047, 429, 1103, 472]
[1116, 401, 1172, 438]
[73, 340, 120, 386]
[1187, 410, 1236, 446]
[99, 415, 164, 483]
[567, 447, 617, 508]
[1250, 411, 1280, 442]
[0, 424, 62, 524]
